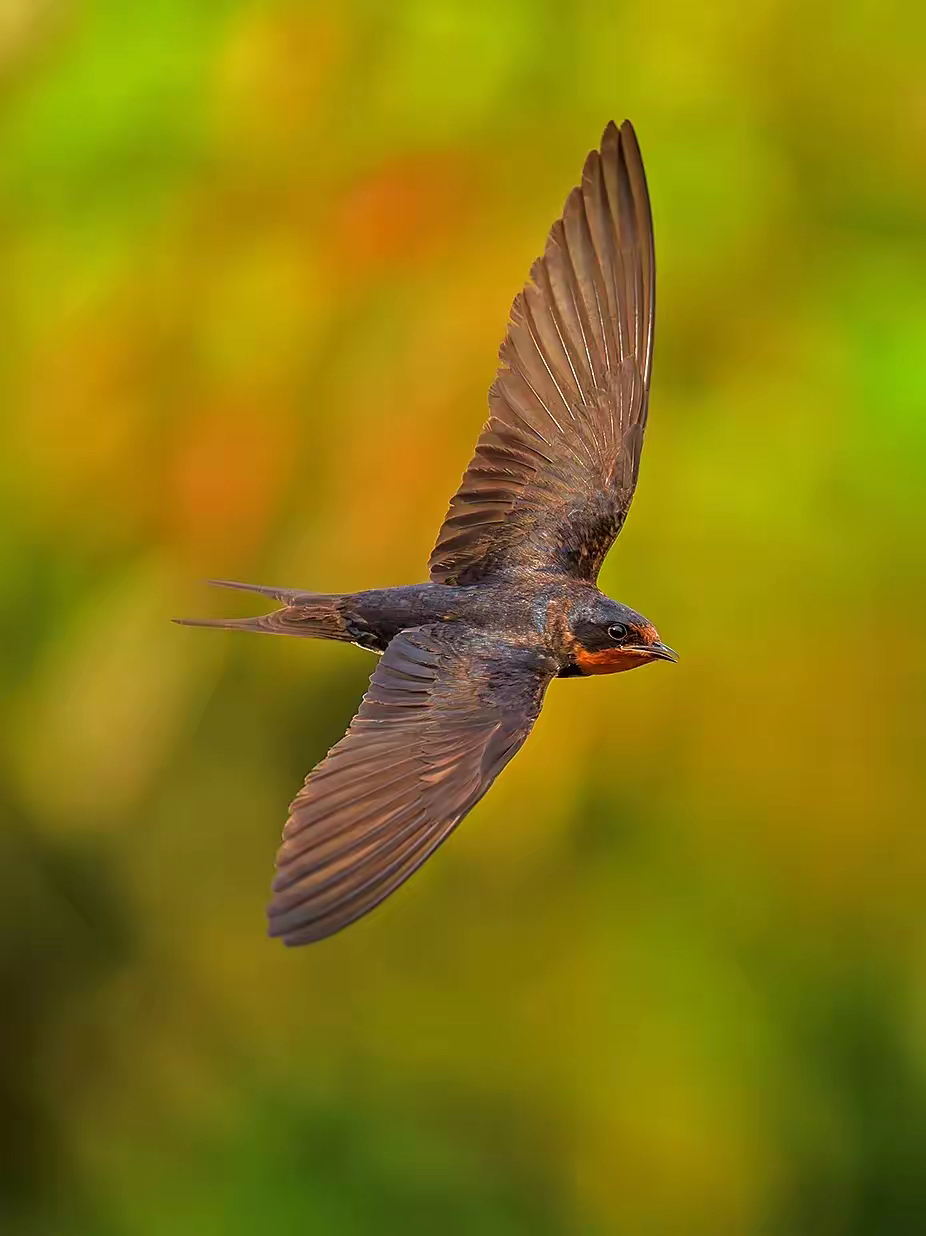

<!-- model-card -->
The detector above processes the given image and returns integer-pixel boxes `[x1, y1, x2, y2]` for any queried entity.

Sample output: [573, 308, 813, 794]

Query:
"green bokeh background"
[1, 2, 925, 1233]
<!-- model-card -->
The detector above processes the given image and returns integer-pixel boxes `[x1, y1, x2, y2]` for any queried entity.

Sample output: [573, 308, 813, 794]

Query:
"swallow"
[177, 120, 675, 945]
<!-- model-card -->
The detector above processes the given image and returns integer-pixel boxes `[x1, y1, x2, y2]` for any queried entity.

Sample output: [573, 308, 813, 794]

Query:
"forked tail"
[173, 579, 350, 640]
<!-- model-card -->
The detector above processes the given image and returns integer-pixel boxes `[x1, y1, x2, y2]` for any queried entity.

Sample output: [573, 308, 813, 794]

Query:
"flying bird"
[177, 120, 675, 945]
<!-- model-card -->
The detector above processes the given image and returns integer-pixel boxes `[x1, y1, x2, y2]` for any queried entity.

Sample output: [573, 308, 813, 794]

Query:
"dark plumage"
[177, 120, 676, 945]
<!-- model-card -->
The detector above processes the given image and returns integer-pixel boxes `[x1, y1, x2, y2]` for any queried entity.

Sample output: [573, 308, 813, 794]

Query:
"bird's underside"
[177, 119, 662, 945]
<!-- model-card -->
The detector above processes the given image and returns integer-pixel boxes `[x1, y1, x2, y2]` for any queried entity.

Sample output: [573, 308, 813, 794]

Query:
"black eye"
[607, 623, 628, 642]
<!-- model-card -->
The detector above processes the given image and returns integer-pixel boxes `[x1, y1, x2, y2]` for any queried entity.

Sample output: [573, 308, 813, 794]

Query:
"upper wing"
[268, 626, 555, 945]
[429, 119, 655, 586]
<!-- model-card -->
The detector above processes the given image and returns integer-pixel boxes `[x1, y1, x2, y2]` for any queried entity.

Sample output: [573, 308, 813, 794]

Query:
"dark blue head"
[566, 592, 677, 676]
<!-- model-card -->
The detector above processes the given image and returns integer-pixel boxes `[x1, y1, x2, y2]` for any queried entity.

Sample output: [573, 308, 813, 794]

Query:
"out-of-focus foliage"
[1, 1, 924, 1232]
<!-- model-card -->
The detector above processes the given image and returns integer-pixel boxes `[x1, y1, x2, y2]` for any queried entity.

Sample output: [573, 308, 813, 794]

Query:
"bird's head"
[562, 594, 677, 676]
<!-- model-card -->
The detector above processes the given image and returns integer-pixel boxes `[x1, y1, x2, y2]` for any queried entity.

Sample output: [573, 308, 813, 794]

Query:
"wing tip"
[618, 117, 638, 140]
[267, 915, 325, 947]
[597, 119, 646, 191]
[601, 116, 638, 138]
[599, 118, 637, 153]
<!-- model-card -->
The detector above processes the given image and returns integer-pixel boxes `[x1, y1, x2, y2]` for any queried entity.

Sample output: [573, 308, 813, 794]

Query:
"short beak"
[649, 641, 679, 663]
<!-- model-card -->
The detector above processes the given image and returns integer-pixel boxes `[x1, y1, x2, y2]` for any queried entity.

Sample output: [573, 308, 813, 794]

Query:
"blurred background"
[1, 1, 925, 1232]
